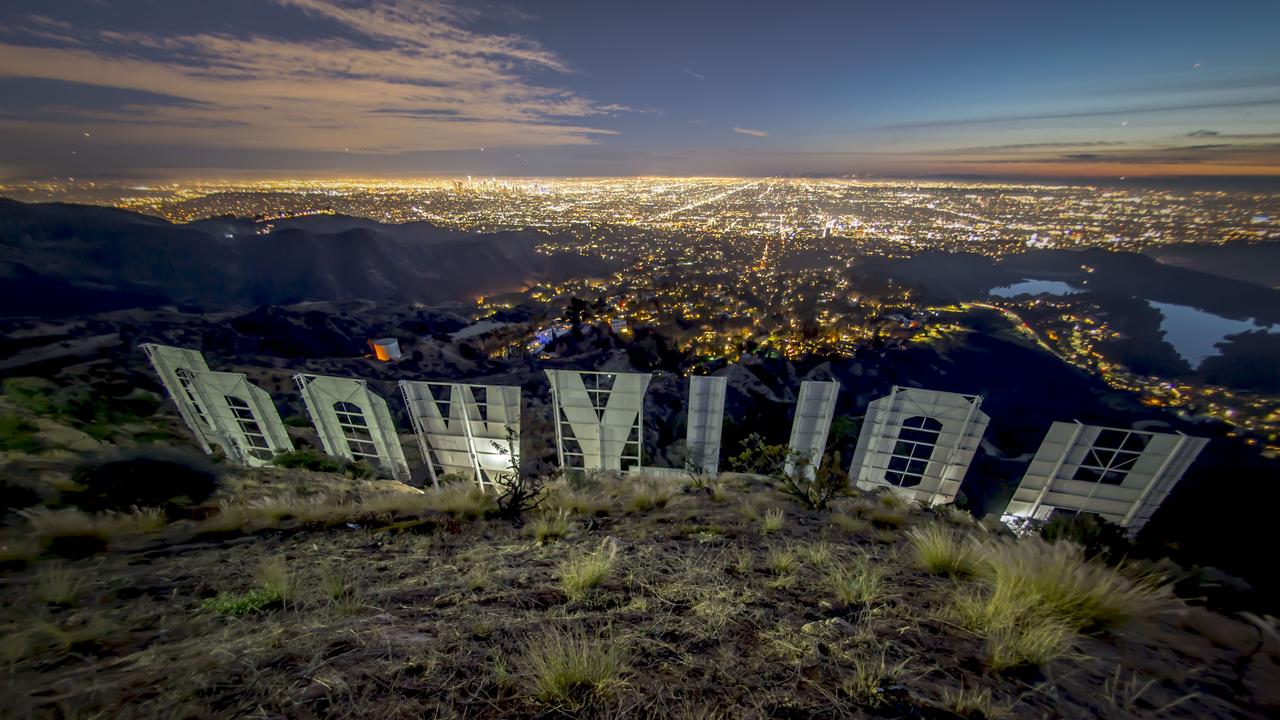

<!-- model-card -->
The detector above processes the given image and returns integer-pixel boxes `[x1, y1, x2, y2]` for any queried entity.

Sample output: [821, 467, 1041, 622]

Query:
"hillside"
[0, 199, 612, 317]
[1, 437, 1278, 718]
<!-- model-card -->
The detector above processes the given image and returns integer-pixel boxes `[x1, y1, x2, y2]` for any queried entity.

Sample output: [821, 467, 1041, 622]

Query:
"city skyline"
[0, 0, 1278, 179]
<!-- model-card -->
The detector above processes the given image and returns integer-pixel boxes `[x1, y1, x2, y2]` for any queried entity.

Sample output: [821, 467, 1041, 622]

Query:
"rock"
[801, 618, 858, 636]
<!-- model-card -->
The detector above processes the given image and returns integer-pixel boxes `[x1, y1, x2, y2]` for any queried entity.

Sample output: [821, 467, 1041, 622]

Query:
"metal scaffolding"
[546, 369, 650, 471]
[1004, 421, 1208, 531]
[686, 375, 727, 477]
[786, 380, 840, 479]
[295, 373, 410, 481]
[400, 380, 521, 491]
[849, 386, 989, 506]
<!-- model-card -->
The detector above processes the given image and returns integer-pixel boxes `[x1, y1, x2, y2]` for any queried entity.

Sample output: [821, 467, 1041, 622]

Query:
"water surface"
[1151, 301, 1275, 368]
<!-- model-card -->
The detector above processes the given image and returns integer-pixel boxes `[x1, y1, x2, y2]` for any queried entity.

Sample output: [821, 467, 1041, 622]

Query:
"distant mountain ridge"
[0, 199, 610, 318]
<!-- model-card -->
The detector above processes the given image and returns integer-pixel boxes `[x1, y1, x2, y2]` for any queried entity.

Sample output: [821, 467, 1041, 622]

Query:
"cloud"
[733, 126, 769, 137]
[1186, 129, 1219, 137]
[0, 0, 617, 155]
[884, 97, 1280, 130]
[595, 103, 659, 115]
[680, 68, 705, 80]
[940, 141, 1121, 154]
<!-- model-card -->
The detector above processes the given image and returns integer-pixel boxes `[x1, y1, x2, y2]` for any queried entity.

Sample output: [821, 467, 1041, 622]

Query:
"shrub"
[559, 546, 617, 600]
[4, 379, 146, 440]
[877, 491, 909, 511]
[826, 554, 886, 606]
[0, 538, 40, 568]
[270, 449, 371, 479]
[1041, 512, 1132, 561]
[730, 434, 847, 510]
[202, 587, 281, 615]
[0, 415, 41, 453]
[867, 508, 908, 530]
[2, 377, 57, 414]
[0, 475, 42, 512]
[492, 430, 545, 521]
[908, 524, 977, 577]
[204, 557, 297, 614]
[760, 507, 785, 534]
[520, 627, 627, 709]
[66, 449, 218, 514]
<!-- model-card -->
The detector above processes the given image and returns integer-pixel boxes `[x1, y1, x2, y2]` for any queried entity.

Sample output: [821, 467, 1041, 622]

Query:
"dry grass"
[356, 490, 432, 517]
[544, 485, 610, 516]
[765, 546, 796, 576]
[530, 509, 571, 543]
[0, 456, 1238, 720]
[559, 545, 617, 600]
[941, 685, 1010, 719]
[626, 479, 676, 512]
[908, 524, 977, 577]
[983, 618, 1075, 670]
[21, 507, 108, 544]
[520, 626, 627, 710]
[427, 484, 494, 519]
[974, 538, 1171, 629]
[826, 553, 887, 606]
[830, 512, 870, 534]
[256, 556, 298, 607]
[798, 538, 836, 568]
[843, 649, 907, 705]
[866, 508, 908, 530]
[32, 562, 81, 604]
[0, 537, 42, 566]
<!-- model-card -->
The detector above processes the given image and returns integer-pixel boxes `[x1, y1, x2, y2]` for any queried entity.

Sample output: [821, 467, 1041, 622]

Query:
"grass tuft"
[520, 627, 627, 710]
[760, 507, 785, 534]
[798, 539, 836, 568]
[975, 538, 1170, 629]
[766, 546, 796, 576]
[626, 479, 675, 512]
[33, 562, 81, 605]
[826, 553, 886, 606]
[205, 556, 299, 615]
[831, 512, 870, 534]
[531, 509, 571, 543]
[908, 524, 977, 577]
[843, 650, 906, 705]
[428, 484, 494, 519]
[559, 546, 617, 600]
[941, 685, 1010, 719]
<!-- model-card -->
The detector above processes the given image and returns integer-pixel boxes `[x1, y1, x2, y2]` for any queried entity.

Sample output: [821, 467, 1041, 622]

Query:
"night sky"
[1, 0, 1278, 179]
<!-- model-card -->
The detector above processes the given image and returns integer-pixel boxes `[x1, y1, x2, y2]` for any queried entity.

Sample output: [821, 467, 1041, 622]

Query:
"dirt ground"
[1, 471, 1278, 719]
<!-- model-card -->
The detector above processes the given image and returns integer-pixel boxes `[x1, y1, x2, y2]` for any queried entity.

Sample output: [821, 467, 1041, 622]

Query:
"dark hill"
[0, 199, 611, 318]
[1145, 240, 1280, 289]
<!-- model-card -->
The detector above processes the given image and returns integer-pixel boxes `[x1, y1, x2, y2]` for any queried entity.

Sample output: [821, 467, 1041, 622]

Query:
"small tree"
[491, 428, 546, 522]
[729, 433, 848, 511]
